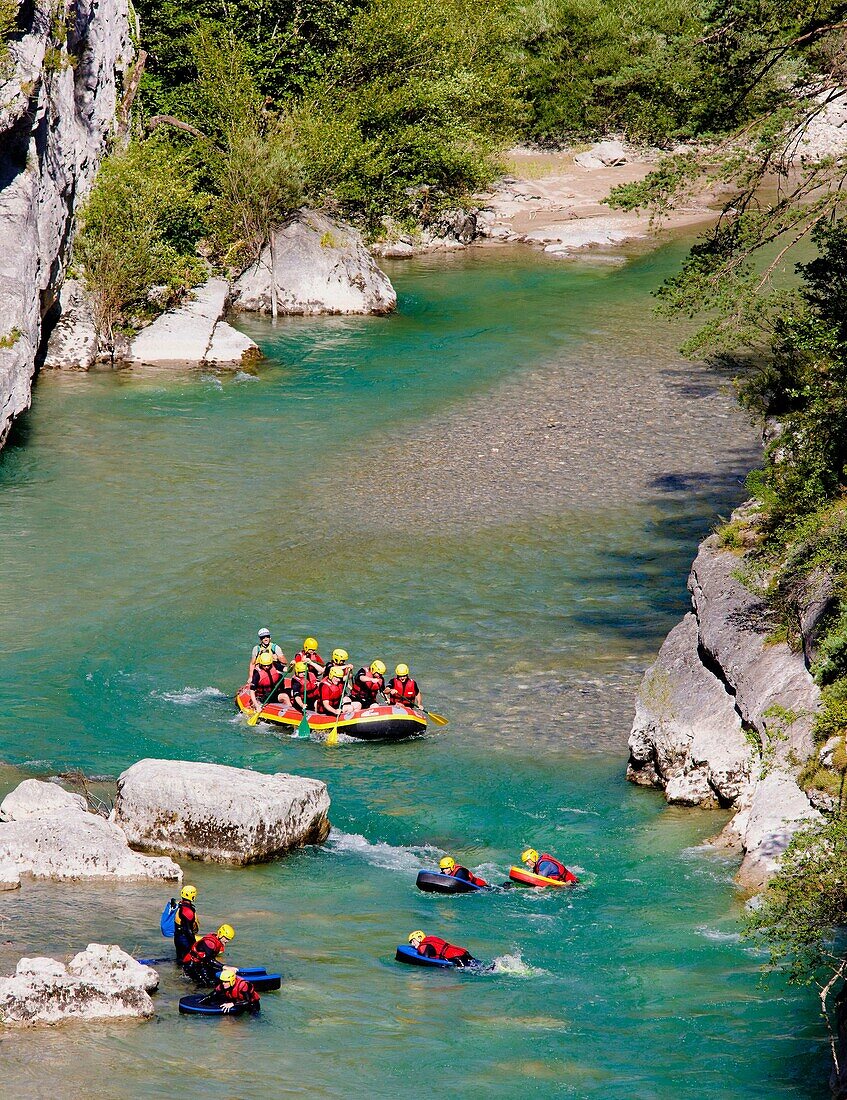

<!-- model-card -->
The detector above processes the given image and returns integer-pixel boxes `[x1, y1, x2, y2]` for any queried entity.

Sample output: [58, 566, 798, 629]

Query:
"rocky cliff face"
[0, 0, 132, 444]
[628, 508, 823, 889]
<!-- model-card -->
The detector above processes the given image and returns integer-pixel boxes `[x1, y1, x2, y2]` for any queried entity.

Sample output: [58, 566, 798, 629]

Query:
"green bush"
[74, 137, 209, 353]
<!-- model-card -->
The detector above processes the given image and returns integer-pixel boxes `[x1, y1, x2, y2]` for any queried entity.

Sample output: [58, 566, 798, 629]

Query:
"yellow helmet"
[370, 660, 386, 676]
[439, 856, 456, 872]
[329, 666, 344, 680]
[256, 652, 274, 666]
[408, 930, 425, 944]
[304, 637, 318, 651]
[395, 663, 409, 677]
[180, 885, 197, 902]
[217, 924, 235, 941]
[293, 660, 307, 673]
[521, 848, 538, 865]
[332, 648, 349, 663]
[219, 967, 238, 986]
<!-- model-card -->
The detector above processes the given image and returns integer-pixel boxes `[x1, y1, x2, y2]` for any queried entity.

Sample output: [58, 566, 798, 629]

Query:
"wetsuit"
[173, 898, 199, 960]
[534, 853, 578, 883]
[448, 865, 488, 888]
[350, 667, 385, 709]
[210, 976, 260, 1009]
[417, 935, 476, 967]
[183, 932, 226, 985]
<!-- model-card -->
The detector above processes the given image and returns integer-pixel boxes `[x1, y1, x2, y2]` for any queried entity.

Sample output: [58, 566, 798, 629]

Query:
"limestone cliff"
[0, 0, 132, 445]
[628, 505, 824, 889]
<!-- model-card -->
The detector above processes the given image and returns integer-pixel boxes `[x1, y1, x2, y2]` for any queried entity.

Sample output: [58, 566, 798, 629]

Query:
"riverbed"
[0, 242, 826, 1097]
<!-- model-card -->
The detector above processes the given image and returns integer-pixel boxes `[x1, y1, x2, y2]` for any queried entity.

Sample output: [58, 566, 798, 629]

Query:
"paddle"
[294, 670, 313, 739]
[422, 708, 448, 726]
[326, 669, 351, 747]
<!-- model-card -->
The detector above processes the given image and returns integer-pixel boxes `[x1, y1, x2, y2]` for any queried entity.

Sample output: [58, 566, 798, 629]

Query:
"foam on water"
[327, 828, 441, 872]
[154, 686, 228, 705]
[488, 953, 547, 978]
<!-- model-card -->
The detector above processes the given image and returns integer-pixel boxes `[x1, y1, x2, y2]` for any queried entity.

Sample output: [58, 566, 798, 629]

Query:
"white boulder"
[0, 779, 87, 820]
[0, 946, 157, 1026]
[233, 209, 396, 316]
[0, 779, 181, 882]
[42, 279, 99, 369]
[574, 139, 630, 170]
[113, 758, 331, 864]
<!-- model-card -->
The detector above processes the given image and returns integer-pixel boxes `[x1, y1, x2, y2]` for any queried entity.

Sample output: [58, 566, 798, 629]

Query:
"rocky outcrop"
[0, 779, 181, 882]
[0, 0, 133, 443]
[42, 279, 99, 369]
[233, 209, 396, 316]
[113, 758, 331, 863]
[628, 521, 822, 889]
[127, 278, 261, 367]
[0, 945, 157, 1026]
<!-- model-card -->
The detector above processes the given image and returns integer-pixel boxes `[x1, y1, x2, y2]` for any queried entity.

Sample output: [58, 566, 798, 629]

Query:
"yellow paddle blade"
[426, 710, 448, 726]
[246, 709, 261, 727]
[326, 724, 339, 746]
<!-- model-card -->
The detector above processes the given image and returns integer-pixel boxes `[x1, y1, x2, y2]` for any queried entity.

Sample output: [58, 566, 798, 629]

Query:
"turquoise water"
[0, 244, 825, 1096]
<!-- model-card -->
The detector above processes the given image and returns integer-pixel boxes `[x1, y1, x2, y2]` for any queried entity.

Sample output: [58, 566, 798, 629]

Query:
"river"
[0, 242, 827, 1097]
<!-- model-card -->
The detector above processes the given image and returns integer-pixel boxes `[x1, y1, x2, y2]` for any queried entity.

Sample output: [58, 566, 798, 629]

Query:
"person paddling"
[248, 628, 286, 680]
[317, 665, 348, 717]
[408, 929, 477, 967]
[521, 848, 578, 883]
[438, 856, 489, 888]
[349, 660, 386, 714]
[173, 885, 200, 961]
[183, 923, 235, 985]
[210, 966, 260, 1013]
[322, 647, 353, 679]
[294, 637, 324, 677]
[288, 660, 319, 713]
[248, 651, 285, 714]
[387, 663, 421, 708]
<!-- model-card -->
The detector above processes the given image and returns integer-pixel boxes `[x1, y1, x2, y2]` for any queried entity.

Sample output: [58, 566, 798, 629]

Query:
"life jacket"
[418, 935, 467, 961]
[318, 678, 344, 714]
[216, 976, 260, 1005]
[389, 676, 418, 704]
[536, 853, 576, 882]
[175, 899, 198, 934]
[296, 649, 323, 668]
[291, 671, 318, 707]
[351, 668, 384, 706]
[184, 932, 224, 965]
[255, 664, 282, 692]
[451, 866, 487, 888]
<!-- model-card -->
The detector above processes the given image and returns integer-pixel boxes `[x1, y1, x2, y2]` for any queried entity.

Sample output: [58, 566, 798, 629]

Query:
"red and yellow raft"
[508, 866, 578, 888]
[235, 688, 427, 741]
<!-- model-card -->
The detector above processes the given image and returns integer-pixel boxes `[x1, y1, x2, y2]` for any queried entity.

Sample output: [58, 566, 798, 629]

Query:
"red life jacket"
[295, 649, 323, 668]
[418, 935, 467, 961]
[175, 899, 198, 934]
[216, 976, 260, 1005]
[452, 866, 487, 888]
[318, 678, 344, 714]
[536, 853, 576, 882]
[255, 665, 282, 692]
[291, 671, 318, 707]
[184, 932, 224, 965]
[351, 668, 384, 706]
[389, 676, 418, 704]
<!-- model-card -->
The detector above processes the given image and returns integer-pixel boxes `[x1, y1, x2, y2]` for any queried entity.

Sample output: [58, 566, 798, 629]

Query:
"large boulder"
[127, 278, 262, 367]
[0, 946, 157, 1026]
[113, 759, 331, 864]
[0, 780, 181, 882]
[627, 614, 753, 806]
[233, 209, 396, 316]
[42, 279, 99, 370]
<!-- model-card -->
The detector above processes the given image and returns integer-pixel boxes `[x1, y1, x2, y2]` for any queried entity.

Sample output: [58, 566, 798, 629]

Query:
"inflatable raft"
[508, 866, 577, 888]
[179, 993, 258, 1017]
[235, 689, 427, 741]
[394, 945, 460, 969]
[415, 870, 488, 894]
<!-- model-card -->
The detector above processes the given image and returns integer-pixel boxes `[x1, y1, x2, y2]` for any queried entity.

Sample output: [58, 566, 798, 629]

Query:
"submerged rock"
[233, 209, 396, 316]
[0, 945, 157, 1026]
[114, 758, 331, 864]
[0, 779, 181, 882]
